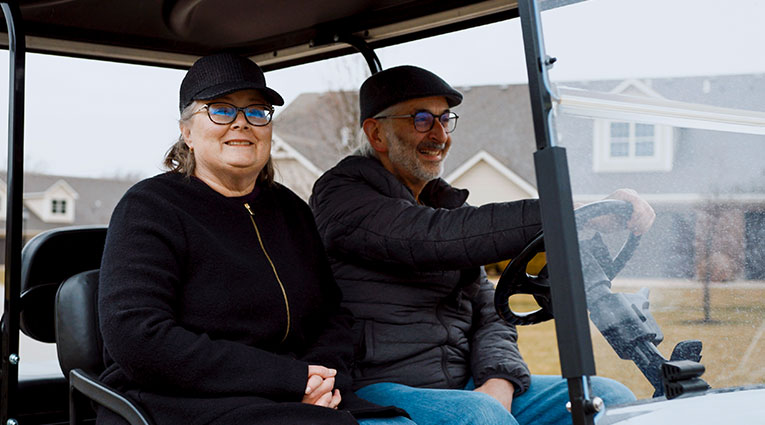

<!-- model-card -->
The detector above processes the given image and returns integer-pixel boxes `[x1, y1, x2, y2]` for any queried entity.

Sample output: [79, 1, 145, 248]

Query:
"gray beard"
[386, 128, 444, 183]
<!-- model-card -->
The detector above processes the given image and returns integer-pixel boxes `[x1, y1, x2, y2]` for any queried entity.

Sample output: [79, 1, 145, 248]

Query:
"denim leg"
[511, 375, 637, 425]
[356, 382, 518, 425]
[358, 417, 418, 425]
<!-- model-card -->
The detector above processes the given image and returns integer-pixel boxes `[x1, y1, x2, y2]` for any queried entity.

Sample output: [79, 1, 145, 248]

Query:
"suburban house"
[272, 74, 765, 281]
[0, 173, 136, 265]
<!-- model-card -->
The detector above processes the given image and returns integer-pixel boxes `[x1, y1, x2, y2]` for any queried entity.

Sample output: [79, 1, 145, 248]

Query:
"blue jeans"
[356, 375, 635, 425]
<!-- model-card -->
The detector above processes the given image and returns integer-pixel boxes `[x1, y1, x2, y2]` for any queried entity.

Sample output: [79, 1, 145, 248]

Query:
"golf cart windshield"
[493, 0, 764, 420]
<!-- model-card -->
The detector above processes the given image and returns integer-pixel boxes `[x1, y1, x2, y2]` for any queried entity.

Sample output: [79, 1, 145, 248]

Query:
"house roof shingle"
[1, 172, 136, 233]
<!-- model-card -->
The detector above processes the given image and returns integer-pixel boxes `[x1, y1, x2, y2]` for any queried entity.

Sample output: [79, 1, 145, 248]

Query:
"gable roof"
[23, 179, 80, 200]
[272, 134, 323, 177]
[445, 149, 538, 197]
[274, 91, 360, 171]
[448, 84, 537, 186]
[273, 73, 765, 198]
[0, 172, 137, 234]
[274, 84, 538, 185]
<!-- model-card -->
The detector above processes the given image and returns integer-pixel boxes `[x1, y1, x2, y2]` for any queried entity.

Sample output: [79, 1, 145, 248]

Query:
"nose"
[230, 110, 250, 128]
[428, 117, 448, 141]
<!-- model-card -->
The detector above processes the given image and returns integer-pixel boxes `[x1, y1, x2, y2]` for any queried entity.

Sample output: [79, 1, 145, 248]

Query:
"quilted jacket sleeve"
[311, 162, 542, 272]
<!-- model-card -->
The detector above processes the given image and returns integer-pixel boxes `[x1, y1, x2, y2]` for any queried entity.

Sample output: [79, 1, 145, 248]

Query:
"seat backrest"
[55, 269, 103, 378]
[19, 226, 108, 343]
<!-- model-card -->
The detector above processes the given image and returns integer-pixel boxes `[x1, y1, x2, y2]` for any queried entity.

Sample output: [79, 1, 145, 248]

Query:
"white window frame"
[584, 80, 675, 173]
[593, 119, 673, 172]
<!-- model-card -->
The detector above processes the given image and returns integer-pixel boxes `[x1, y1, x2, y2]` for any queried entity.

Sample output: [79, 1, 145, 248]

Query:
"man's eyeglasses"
[194, 102, 274, 126]
[375, 111, 459, 133]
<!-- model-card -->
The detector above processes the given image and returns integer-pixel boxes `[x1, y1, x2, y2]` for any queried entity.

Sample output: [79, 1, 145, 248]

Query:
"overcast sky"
[0, 0, 763, 179]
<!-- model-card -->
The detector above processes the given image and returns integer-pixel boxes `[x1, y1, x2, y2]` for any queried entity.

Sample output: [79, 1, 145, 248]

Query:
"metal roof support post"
[1, 2, 25, 423]
[334, 34, 382, 75]
[517, 1, 598, 424]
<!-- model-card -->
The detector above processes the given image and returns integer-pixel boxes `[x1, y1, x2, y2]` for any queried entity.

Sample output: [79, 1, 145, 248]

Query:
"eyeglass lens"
[207, 103, 272, 126]
[413, 111, 457, 133]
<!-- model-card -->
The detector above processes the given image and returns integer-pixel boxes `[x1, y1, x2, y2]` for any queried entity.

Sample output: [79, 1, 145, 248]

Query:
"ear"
[180, 123, 192, 148]
[362, 118, 388, 153]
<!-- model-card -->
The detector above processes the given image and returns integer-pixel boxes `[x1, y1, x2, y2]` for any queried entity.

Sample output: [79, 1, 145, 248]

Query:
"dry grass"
[508, 283, 765, 399]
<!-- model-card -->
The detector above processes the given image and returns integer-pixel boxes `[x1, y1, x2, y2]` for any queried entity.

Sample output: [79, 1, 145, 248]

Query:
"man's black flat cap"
[359, 65, 463, 126]
[179, 53, 284, 112]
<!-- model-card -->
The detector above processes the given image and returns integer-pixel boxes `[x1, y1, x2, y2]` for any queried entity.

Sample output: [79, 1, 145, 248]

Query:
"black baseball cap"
[179, 53, 284, 112]
[359, 65, 463, 126]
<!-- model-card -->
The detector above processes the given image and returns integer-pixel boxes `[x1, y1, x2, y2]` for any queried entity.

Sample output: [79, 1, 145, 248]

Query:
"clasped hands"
[303, 365, 342, 409]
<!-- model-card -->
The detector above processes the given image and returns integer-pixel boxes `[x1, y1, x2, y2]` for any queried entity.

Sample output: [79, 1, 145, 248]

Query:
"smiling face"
[181, 89, 272, 193]
[373, 96, 451, 196]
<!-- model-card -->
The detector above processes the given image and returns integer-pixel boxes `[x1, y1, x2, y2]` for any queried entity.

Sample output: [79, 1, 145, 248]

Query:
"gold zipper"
[244, 202, 290, 343]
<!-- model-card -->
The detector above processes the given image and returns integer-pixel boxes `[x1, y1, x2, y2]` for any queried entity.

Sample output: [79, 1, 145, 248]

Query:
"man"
[309, 66, 653, 425]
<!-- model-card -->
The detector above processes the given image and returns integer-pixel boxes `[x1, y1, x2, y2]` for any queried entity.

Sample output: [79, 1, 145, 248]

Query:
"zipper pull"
[244, 202, 254, 215]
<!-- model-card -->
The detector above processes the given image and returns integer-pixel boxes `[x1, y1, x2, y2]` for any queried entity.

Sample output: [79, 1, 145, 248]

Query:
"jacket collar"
[419, 178, 469, 209]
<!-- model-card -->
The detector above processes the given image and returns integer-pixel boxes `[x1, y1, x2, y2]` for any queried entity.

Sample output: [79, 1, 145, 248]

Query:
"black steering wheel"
[494, 200, 641, 326]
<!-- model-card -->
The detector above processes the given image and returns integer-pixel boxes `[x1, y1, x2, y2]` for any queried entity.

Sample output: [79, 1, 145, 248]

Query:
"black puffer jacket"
[310, 155, 543, 394]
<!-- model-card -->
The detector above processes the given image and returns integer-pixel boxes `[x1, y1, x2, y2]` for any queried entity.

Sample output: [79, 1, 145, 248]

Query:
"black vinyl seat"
[20, 226, 153, 425]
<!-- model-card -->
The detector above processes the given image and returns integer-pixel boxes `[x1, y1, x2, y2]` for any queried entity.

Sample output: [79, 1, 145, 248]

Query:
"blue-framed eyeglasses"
[194, 102, 274, 126]
[375, 111, 459, 133]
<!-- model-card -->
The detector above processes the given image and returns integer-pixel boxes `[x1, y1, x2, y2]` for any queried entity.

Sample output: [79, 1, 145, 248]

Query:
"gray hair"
[355, 131, 377, 158]
[355, 103, 399, 158]
[163, 102, 197, 176]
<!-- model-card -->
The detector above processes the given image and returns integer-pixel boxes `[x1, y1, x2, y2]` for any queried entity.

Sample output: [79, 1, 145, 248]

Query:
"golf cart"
[1, 1, 764, 424]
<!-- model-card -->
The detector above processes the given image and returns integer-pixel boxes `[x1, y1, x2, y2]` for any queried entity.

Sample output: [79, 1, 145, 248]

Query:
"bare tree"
[322, 56, 370, 157]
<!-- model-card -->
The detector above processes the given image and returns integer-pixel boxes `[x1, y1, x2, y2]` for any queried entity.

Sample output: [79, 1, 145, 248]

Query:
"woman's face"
[181, 89, 272, 183]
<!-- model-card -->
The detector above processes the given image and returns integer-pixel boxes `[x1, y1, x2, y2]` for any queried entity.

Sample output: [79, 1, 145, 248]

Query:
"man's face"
[380, 96, 451, 189]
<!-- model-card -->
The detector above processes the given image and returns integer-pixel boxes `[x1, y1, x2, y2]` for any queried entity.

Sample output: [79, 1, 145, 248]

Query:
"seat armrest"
[69, 369, 153, 425]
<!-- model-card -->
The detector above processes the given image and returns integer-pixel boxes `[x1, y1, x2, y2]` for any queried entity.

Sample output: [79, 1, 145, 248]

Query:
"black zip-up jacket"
[310, 155, 543, 393]
[98, 172, 406, 425]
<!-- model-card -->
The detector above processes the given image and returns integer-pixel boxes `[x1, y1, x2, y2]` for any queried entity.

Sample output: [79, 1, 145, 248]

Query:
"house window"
[608, 122, 656, 159]
[594, 120, 673, 172]
[590, 79, 675, 173]
[51, 199, 67, 214]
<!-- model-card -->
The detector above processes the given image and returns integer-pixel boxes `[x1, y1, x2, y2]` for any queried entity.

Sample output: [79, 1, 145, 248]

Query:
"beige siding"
[273, 158, 320, 201]
[451, 160, 530, 205]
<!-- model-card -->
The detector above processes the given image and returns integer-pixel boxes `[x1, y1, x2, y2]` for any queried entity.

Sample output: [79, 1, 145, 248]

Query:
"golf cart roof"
[2, 0, 519, 71]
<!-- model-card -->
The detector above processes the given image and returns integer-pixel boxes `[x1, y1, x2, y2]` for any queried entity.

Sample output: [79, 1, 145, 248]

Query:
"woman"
[98, 53, 410, 425]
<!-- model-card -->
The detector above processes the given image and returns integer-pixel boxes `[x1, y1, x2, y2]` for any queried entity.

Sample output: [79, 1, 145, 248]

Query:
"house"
[0, 173, 136, 264]
[555, 75, 765, 281]
[271, 134, 324, 200]
[272, 90, 362, 200]
[272, 74, 765, 281]
[273, 86, 542, 203]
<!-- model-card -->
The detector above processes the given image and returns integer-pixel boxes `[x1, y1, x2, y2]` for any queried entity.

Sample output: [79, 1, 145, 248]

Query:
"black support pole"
[516, 1, 597, 424]
[1, 2, 25, 424]
[335, 34, 382, 75]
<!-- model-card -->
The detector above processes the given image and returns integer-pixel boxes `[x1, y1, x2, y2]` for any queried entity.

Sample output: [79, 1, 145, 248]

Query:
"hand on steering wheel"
[494, 200, 641, 326]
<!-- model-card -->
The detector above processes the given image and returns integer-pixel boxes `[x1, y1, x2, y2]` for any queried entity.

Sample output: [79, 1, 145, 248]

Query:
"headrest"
[20, 226, 107, 342]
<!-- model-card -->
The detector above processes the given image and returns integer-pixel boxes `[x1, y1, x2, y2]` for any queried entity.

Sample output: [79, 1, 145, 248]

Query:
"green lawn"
[509, 284, 765, 399]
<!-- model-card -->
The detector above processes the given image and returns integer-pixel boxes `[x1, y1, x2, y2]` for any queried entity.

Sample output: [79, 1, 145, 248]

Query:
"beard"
[385, 127, 445, 183]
